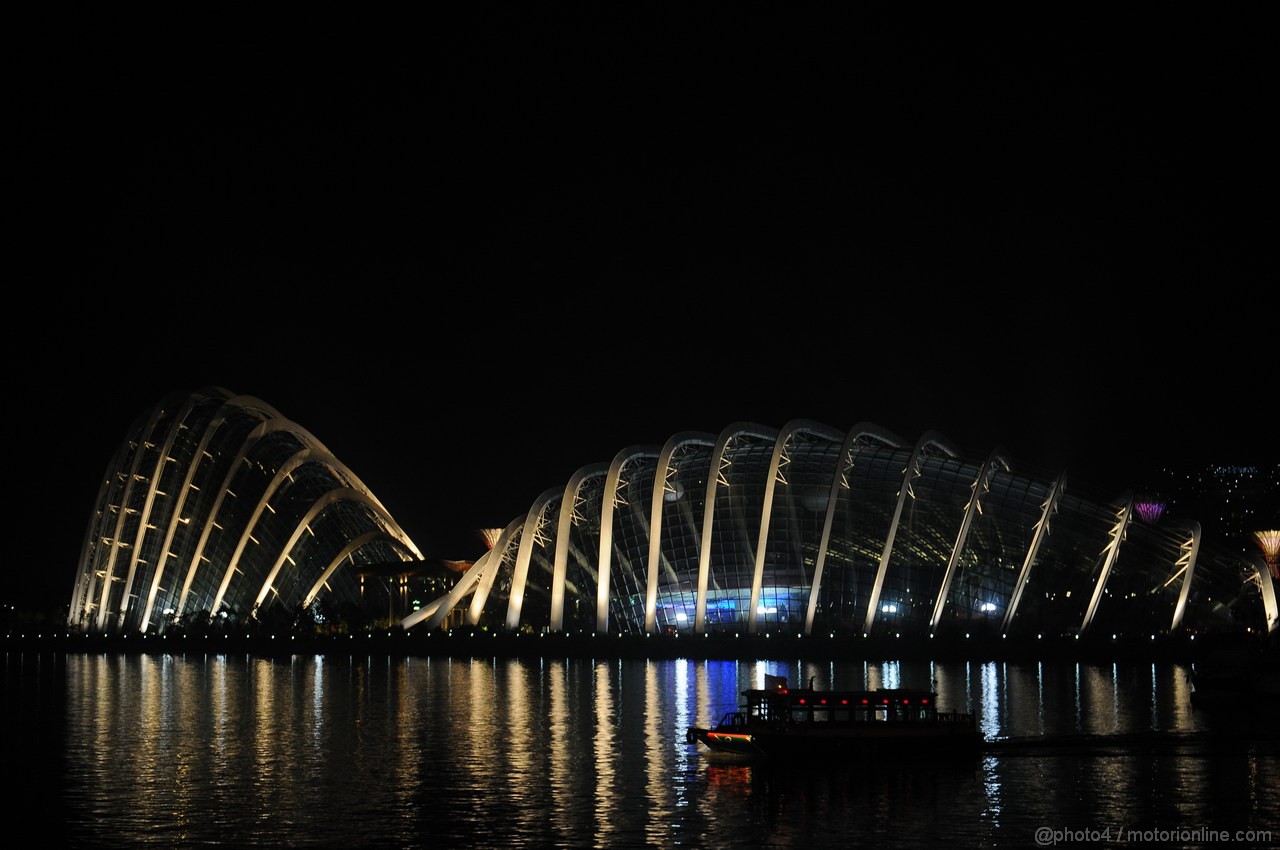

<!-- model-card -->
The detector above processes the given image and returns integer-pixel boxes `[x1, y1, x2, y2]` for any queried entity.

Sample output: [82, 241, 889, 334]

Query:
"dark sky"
[11, 7, 1274, 612]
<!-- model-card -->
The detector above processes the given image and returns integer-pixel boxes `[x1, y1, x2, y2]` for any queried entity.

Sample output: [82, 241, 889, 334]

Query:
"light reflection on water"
[4, 652, 1276, 849]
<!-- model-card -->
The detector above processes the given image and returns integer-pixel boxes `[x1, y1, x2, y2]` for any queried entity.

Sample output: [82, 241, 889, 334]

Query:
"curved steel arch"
[470, 515, 527, 625]
[597, 446, 660, 633]
[805, 422, 905, 634]
[1250, 554, 1279, 634]
[176, 413, 424, 623]
[506, 487, 564, 630]
[693, 422, 778, 633]
[863, 430, 960, 635]
[301, 530, 413, 608]
[217, 446, 419, 623]
[401, 548, 493, 630]
[929, 447, 1012, 632]
[746, 420, 844, 634]
[172, 410, 300, 621]
[234, 486, 383, 619]
[645, 432, 717, 634]
[1079, 492, 1135, 635]
[1001, 472, 1065, 635]
[1170, 522, 1202, 632]
[116, 394, 206, 632]
[551, 463, 610, 631]
[92, 399, 171, 631]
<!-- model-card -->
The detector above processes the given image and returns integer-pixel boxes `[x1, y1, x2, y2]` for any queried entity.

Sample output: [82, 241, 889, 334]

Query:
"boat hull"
[688, 724, 981, 759]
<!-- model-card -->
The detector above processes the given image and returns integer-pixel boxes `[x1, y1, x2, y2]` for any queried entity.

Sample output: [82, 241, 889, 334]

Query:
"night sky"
[11, 7, 1273, 613]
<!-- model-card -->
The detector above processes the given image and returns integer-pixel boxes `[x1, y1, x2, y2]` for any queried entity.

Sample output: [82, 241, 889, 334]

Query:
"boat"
[686, 677, 982, 759]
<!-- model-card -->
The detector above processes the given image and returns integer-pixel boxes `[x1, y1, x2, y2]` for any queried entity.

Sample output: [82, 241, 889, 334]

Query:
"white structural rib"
[70, 440, 129, 628]
[597, 447, 659, 633]
[235, 486, 364, 616]
[93, 402, 169, 631]
[694, 423, 778, 634]
[138, 395, 279, 631]
[1169, 523, 1201, 632]
[928, 449, 1011, 632]
[1079, 492, 1134, 635]
[401, 549, 493, 630]
[237, 447, 419, 618]
[1001, 473, 1065, 635]
[301, 530, 409, 608]
[506, 488, 563, 631]
[470, 516, 526, 626]
[863, 431, 959, 635]
[550, 464, 609, 631]
[1251, 555, 1280, 634]
[746, 420, 843, 634]
[805, 423, 904, 634]
[171, 410, 284, 622]
[116, 396, 200, 632]
[644, 433, 716, 634]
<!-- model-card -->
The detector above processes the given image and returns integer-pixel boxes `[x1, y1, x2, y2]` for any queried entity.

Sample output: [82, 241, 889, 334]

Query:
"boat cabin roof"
[743, 686, 938, 702]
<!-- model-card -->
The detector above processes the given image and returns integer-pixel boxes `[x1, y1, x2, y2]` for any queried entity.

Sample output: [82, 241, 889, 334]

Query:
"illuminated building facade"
[71, 393, 1277, 639]
[68, 388, 423, 635]
[405, 421, 1279, 638]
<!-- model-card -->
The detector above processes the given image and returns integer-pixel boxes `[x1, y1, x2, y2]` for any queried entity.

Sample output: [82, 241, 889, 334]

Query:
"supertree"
[1134, 499, 1167, 525]
[1256, 530, 1280, 579]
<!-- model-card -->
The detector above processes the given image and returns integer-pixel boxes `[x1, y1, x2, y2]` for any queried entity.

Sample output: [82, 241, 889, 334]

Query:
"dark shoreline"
[4, 629, 1271, 663]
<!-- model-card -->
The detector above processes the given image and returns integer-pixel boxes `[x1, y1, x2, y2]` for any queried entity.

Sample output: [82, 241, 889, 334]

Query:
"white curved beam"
[693, 422, 777, 634]
[550, 464, 609, 631]
[93, 401, 169, 631]
[645, 433, 716, 634]
[863, 430, 960, 635]
[1250, 554, 1279, 634]
[746, 420, 843, 633]
[142, 395, 272, 631]
[70, 440, 131, 628]
[235, 486, 378, 618]
[1001, 473, 1065, 635]
[506, 488, 563, 631]
[117, 395, 203, 631]
[597, 447, 659, 633]
[470, 515, 526, 625]
[928, 448, 1011, 632]
[1079, 492, 1135, 635]
[301, 530, 411, 608]
[402, 549, 493, 630]
[234, 447, 419, 617]
[805, 423, 904, 634]
[1170, 522, 1201, 631]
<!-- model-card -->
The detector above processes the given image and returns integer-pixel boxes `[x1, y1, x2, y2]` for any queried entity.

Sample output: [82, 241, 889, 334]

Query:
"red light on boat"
[841, 699, 848, 705]
[779, 688, 788, 694]
[820, 699, 827, 705]
[798, 698, 806, 704]
[922, 699, 929, 704]
[882, 699, 889, 704]
[860, 699, 868, 705]
[903, 699, 910, 704]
